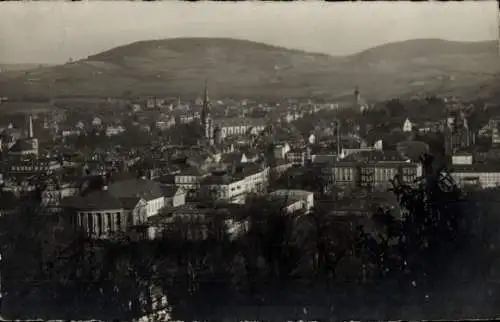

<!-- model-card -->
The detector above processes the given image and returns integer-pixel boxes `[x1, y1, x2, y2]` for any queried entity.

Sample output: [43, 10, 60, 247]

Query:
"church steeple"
[201, 78, 210, 123]
[354, 86, 360, 105]
[201, 79, 214, 145]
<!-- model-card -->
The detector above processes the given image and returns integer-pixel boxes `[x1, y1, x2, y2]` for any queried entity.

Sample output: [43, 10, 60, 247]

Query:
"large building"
[268, 189, 314, 214]
[107, 178, 165, 218]
[330, 150, 422, 188]
[450, 152, 500, 189]
[213, 118, 266, 140]
[199, 163, 269, 204]
[61, 177, 167, 239]
[444, 111, 474, 155]
[8, 115, 38, 157]
[62, 187, 149, 239]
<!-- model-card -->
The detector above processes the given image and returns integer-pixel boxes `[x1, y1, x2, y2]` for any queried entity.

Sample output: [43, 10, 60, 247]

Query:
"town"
[1, 81, 500, 320]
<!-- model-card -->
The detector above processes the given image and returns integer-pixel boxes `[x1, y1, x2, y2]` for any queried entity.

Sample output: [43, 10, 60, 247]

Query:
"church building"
[8, 115, 39, 157]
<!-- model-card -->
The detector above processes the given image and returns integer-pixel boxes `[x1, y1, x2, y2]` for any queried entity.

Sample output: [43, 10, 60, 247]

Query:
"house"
[8, 138, 39, 157]
[308, 133, 316, 145]
[41, 181, 80, 212]
[60, 127, 81, 138]
[131, 104, 142, 113]
[332, 150, 422, 188]
[2, 178, 38, 197]
[268, 189, 314, 214]
[157, 167, 208, 199]
[91, 117, 102, 127]
[286, 148, 308, 166]
[6, 157, 61, 176]
[213, 118, 266, 140]
[162, 186, 186, 208]
[155, 117, 176, 131]
[0, 127, 21, 151]
[105, 125, 126, 137]
[200, 174, 246, 203]
[199, 164, 269, 203]
[451, 152, 473, 165]
[402, 118, 413, 132]
[273, 159, 294, 177]
[146, 203, 249, 241]
[186, 153, 219, 170]
[451, 163, 500, 189]
[273, 142, 291, 160]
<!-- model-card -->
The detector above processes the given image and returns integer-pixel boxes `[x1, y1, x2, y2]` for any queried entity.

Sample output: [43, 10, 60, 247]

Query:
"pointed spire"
[201, 78, 210, 121]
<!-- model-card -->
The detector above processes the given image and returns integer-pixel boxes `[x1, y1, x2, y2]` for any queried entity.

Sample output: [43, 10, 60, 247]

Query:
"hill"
[0, 63, 53, 73]
[0, 37, 498, 101]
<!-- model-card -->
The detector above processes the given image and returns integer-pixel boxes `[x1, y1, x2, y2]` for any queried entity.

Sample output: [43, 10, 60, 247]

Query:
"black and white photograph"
[0, 1, 499, 320]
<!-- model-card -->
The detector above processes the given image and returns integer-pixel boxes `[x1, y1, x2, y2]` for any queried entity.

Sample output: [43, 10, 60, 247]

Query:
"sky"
[0, 1, 497, 64]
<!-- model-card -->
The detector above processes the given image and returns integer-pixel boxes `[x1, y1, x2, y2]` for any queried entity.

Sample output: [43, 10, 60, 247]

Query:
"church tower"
[201, 79, 214, 145]
[354, 86, 360, 106]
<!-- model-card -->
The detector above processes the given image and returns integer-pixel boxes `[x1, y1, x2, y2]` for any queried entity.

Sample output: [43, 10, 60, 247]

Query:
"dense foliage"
[1, 153, 498, 320]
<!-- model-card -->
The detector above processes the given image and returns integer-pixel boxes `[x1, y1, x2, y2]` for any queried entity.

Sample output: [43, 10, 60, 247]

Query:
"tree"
[229, 253, 248, 293]
[360, 153, 472, 288]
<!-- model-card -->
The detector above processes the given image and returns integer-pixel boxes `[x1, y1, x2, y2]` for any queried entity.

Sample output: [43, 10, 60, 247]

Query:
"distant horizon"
[0, 37, 497, 66]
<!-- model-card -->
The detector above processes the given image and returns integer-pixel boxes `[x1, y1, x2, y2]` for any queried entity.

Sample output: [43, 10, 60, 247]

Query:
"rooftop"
[61, 190, 141, 211]
[342, 150, 409, 163]
[451, 163, 500, 173]
[107, 178, 164, 201]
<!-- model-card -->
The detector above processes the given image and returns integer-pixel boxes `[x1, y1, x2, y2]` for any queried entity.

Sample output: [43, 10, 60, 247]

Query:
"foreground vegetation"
[2, 153, 500, 320]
